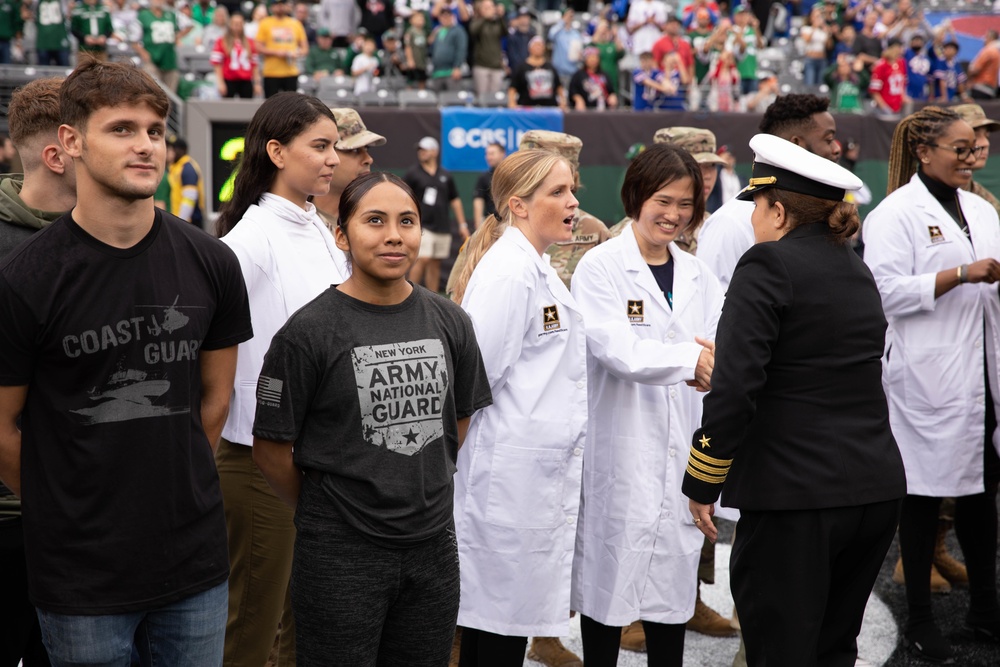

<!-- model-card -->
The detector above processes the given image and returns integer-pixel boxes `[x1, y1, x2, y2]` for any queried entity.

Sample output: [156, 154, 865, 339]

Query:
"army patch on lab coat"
[928, 226, 946, 244]
[543, 305, 561, 331]
[627, 299, 644, 323]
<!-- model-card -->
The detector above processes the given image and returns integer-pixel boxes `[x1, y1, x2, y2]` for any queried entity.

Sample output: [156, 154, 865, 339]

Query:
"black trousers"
[263, 76, 298, 98]
[223, 79, 254, 99]
[0, 519, 50, 667]
[457, 628, 526, 667]
[732, 499, 901, 667]
[580, 615, 685, 667]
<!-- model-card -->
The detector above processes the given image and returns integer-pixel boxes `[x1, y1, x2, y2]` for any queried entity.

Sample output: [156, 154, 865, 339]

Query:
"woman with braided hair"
[864, 106, 1000, 663]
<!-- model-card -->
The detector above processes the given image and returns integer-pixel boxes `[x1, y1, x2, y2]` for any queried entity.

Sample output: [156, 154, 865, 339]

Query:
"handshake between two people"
[686, 337, 715, 393]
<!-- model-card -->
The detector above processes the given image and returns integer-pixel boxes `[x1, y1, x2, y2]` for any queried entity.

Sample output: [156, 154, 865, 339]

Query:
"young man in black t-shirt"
[0, 60, 252, 666]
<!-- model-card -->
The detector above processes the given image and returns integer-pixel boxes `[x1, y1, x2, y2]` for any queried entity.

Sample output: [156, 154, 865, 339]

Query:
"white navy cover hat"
[737, 134, 863, 202]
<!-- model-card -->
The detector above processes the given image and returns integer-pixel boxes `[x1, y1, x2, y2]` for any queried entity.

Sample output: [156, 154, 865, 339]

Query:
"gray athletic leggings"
[291, 479, 460, 666]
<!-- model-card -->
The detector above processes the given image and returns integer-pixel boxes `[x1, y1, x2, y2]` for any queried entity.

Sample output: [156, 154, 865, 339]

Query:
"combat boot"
[933, 520, 968, 585]
[687, 590, 738, 637]
[620, 621, 646, 652]
[526, 637, 582, 667]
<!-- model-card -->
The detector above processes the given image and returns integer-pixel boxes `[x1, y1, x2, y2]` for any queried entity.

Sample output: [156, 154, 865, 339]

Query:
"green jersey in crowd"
[0, 0, 24, 41]
[735, 25, 758, 81]
[35, 0, 69, 51]
[71, 2, 113, 53]
[305, 46, 348, 76]
[138, 8, 178, 71]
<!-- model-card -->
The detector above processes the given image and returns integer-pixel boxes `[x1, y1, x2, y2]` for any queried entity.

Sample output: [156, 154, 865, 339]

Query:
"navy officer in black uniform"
[682, 134, 906, 667]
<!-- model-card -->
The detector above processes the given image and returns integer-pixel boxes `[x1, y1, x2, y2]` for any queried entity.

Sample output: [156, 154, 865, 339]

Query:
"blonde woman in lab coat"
[569, 142, 722, 666]
[864, 106, 1000, 664]
[454, 149, 589, 667]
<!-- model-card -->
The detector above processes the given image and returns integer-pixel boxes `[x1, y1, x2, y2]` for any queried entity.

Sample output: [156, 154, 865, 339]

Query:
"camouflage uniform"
[445, 130, 612, 297]
[315, 108, 387, 232]
[953, 104, 1000, 219]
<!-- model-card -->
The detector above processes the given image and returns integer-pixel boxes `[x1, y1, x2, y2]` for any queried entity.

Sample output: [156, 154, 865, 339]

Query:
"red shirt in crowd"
[652, 35, 694, 72]
[210, 38, 258, 81]
[869, 57, 907, 112]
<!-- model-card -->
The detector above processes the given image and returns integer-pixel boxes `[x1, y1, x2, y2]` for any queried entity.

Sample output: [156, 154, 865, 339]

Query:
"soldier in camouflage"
[445, 130, 611, 301]
[954, 104, 1000, 217]
[608, 127, 728, 258]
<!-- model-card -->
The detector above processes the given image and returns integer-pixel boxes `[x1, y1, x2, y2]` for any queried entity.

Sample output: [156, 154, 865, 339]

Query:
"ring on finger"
[693, 518, 702, 524]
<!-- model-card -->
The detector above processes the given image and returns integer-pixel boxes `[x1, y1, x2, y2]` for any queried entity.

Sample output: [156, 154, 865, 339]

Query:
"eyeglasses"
[924, 143, 988, 160]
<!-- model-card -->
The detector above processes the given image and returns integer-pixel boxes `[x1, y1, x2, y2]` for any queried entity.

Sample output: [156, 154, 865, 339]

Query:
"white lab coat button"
[977, 395, 986, 405]
[573, 448, 583, 456]
[976, 339, 983, 349]
[576, 315, 583, 323]
[576, 380, 585, 389]
[669, 448, 676, 457]
[566, 515, 575, 525]
[669, 388, 677, 398]
[667, 331, 676, 339]
[666, 511, 673, 518]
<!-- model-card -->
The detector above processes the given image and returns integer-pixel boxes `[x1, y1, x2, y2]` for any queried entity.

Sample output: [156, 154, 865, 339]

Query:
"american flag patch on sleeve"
[257, 376, 284, 405]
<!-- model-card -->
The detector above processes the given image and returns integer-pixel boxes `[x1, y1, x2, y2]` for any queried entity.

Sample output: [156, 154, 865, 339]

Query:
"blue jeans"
[36, 49, 69, 67]
[804, 57, 826, 87]
[36, 580, 227, 667]
[0, 40, 11, 64]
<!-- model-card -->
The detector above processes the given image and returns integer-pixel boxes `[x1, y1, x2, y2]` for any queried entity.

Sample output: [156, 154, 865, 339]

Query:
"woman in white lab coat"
[864, 106, 1000, 663]
[570, 143, 721, 666]
[453, 149, 589, 666]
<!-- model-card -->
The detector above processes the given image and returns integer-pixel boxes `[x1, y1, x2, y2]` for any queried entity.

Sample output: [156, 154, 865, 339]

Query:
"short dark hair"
[339, 171, 420, 230]
[621, 142, 705, 226]
[758, 94, 830, 138]
[8, 78, 62, 147]
[60, 57, 169, 130]
[486, 141, 505, 152]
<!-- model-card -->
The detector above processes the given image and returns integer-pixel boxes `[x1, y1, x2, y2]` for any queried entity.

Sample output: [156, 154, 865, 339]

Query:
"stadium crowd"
[1, 0, 999, 111]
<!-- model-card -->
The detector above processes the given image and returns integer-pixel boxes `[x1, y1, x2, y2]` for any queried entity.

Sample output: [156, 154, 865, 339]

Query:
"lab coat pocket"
[902, 345, 966, 411]
[601, 436, 655, 522]
[485, 444, 568, 529]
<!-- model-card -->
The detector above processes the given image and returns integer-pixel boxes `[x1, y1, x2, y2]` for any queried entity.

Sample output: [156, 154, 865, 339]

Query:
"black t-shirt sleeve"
[446, 173, 459, 203]
[511, 63, 527, 97]
[473, 172, 490, 200]
[252, 331, 319, 444]
[682, 244, 792, 504]
[451, 308, 493, 419]
[202, 244, 253, 351]
[568, 69, 587, 102]
[0, 274, 36, 385]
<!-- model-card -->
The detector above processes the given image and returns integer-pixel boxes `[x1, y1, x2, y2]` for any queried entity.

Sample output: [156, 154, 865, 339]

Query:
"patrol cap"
[330, 108, 387, 150]
[953, 103, 1000, 133]
[654, 127, 727, 165]
[736, 134, 862, 202]
[518, 130, 582, 167]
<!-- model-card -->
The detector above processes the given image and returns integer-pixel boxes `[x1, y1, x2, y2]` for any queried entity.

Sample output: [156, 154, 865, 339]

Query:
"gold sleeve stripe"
[688, 457, 729, 477]
[691, 448, 733, 467]
[686, 465, 726, 485]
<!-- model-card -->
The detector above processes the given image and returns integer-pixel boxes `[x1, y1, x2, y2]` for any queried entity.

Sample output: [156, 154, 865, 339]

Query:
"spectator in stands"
[800, 6, 831, 87]
[192, 0, 215, 26]
[469, 0, 506, 96]
[319, 0, 359, 47]
[404, 10, 430, 88]
[135, 0, 183, 92]
[652, 16, 694, 84]
[967, 30, 999, 101]
[931, 40, 968, 103]
[591, 19, 625, 97]
[742, 72, 777, 113]
[688, 9, 717, 86]
[569, 46, 618, 110]
[505, 6, 535, 75]
[361, 0, 396, 47]
[831, 24, 856, 61]
[852, 10, 882, 70]
[509, 34, 565, 109]
[256, 0, 308, 97]
[905, 32, 931, 102]
[845, 0, 876, 32]
[709, 48, 740, 111]
[0, 0, 23, 64]
[167, 137, 204, 226]
[682, 0, 719, 33]
[870, 38, 908, 115]
[177, 1, 206, 48]
[294, 1, 316, 44]
[827, 53, 865, 113]
[404, 136, 467, 294]
[633, 50, 668, 111]
[33, 0, 70, 66]
[212, 11, 262, 98]
[873, 6, 896, 39]
[549, 8, 584, 85]
[626, 0, 669, 57]
[244, 2, 267, 40]
[203, 5, 228, 46]
[306, 26, 346, 77]
[472, 141, 504, 227]
[352, 33, 380, 94]
[71, 0, 113, 61]
[731, 4, 763, 94]
[379, 29, 406, 78]
[429, 8, 467, 91]
[431, 0, 472, 26]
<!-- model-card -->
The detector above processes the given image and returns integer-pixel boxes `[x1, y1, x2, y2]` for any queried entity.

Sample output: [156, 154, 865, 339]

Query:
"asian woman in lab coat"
[569, 142, 722, 666]
[864, 106, 1000, 663]
[454, 149, 589, 666]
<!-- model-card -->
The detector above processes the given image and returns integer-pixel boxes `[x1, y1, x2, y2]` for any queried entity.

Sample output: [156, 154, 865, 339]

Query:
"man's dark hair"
[60, 57, 169, 130]
[758, 94, 831, 138]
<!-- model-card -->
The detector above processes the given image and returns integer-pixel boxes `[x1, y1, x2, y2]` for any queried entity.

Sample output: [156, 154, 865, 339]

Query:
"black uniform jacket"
[682, 222, 906, 511]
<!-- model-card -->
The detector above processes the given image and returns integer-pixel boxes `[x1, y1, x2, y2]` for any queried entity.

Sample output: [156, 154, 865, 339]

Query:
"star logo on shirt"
[543, 305, 561, 331]
[699, 434, 712, 449]
[404, 427, 419, 445]
[628, 299, 644, 322]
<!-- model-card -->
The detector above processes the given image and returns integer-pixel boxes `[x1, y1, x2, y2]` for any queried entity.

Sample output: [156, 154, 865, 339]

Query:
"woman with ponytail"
[683, 134, 905, 667]
[214, 92, 349, 666]
[864, 106, 1000, 663]
[453, 149, 589, 666]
